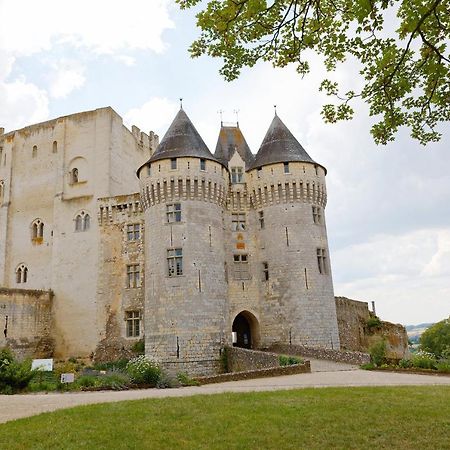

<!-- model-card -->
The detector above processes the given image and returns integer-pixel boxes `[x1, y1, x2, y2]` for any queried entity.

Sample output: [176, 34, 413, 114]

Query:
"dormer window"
[284, 162, 290, 174]
[231, 167, 243, 184]
[171, 158, 177, 170]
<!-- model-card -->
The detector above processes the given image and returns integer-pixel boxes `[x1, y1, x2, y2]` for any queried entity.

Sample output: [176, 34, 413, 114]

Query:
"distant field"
[1, 386, 449, 449]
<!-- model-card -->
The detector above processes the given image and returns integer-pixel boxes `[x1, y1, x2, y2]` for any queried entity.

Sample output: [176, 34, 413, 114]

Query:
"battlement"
[98, 193, 143, 225]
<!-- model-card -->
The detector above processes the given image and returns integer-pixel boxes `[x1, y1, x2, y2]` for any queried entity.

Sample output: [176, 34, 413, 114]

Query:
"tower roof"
[146, 108, 221, 165]
[214, 125, 255, 169]
[248, 115, 322, 171]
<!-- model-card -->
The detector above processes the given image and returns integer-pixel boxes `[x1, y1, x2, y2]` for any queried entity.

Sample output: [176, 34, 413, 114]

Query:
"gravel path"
[1, 363, 449, 424]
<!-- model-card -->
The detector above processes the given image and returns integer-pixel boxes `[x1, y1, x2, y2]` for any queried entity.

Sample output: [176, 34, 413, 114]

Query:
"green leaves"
[177, 0, 450, 145]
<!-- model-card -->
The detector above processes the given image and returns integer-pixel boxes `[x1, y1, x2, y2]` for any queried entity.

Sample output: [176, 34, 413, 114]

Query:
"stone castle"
[0, 106, 342, 375]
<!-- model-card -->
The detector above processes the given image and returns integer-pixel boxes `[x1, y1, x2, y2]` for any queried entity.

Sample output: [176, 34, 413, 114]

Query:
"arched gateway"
[232, 311, 260, 349]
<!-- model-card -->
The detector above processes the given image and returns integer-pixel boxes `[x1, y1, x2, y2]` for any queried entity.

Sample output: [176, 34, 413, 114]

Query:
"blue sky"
[1, 0, 449, 325]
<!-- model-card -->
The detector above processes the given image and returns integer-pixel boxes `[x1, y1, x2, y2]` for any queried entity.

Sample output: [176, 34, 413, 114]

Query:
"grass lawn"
[0, 386, 449, 449]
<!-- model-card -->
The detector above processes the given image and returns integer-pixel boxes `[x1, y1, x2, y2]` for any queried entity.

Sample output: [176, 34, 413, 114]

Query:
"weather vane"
[233, 109, 240, 126]
[274, 104, 277, 116]
[179, 98, 183, 109]
[218, 109, 224, 125]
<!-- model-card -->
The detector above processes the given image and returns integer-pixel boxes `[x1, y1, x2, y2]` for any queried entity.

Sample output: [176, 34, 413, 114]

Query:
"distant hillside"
[405, 323, 434, 344]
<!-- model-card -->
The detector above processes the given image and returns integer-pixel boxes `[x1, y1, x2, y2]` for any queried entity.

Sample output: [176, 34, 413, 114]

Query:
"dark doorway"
[232, 313, 252, 348]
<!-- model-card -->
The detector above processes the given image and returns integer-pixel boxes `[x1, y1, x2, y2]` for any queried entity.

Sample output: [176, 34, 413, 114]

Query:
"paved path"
[1, 363, 449, 424]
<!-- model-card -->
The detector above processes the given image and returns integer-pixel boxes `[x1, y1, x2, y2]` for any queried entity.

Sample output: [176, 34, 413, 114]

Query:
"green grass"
[0, 386, 449, 449]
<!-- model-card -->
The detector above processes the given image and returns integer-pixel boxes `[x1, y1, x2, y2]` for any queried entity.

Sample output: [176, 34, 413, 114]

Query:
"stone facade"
[0, 106, 344, 374]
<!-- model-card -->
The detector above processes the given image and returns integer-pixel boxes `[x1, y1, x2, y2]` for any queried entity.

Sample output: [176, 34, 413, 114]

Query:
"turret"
[247, 114, 340, 349]
[138, 109, 230, 375]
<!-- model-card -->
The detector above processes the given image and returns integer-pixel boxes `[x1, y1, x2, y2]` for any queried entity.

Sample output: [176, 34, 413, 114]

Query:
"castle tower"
[138, 108, 230, 375]
[247, 114, 340, 349]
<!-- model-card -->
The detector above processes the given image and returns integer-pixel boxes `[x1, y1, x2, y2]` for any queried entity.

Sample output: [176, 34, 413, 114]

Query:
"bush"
[369, 340, 387, 367]
[279, 355, 303, 366]
[177, 372, 200, 386]
[126, 355, 161, 386]
[436, 361, 450, 373]
[92, 358, 129, 371]
[366, 316, 382, 329]
[419, 318, 450, 358]
[131, 339, 145, 355]
[398, 358, 412, 368]
[411, 351, 437, 369]
[0, 348, 36, 394]
[360, 363, 375, 370]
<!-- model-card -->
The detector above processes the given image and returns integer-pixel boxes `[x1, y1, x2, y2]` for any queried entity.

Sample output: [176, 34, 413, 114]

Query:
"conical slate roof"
[146, 108, 221, 165]
[248, 115, 320, 171]
[214, 125, 255, 169]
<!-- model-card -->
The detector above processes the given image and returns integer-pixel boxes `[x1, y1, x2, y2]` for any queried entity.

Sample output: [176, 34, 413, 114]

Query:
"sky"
[0, 0, 448, 326]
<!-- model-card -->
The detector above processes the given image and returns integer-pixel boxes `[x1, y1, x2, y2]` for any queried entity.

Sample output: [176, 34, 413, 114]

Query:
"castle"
[0, 106, 341, 375]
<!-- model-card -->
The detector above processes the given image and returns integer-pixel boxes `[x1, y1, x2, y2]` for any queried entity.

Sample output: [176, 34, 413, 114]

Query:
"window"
[127, 224, 141, 241]
[284, 162, 290, 173]
[166, 203, 181, 223]
[258, 211, 265, 229]
[167, 248, 183, 276]
[257, 167, 262, 178]
[231, 213, 246, 231]
[16, 264, 28, 284]
[317, 248, 328, 274]
[262, 262, 269, 281]
[231, 167, 244, 183]
[52, 141, 58, 153]
[171, 158, 177, 170]
[312, 206, 322, 224]
[75, 211, 90, 232]
[32, 145, 37, 158]
[200, 159, 206, 171]
[147, 164, 151, 176]
[126, 264, 141, 288]
[31, 219, 44, 241]
[71, 168, 79, 184]
[0, 180, 4, 201]
[233, 254, 250, 280]
[126, 311, 141, 337]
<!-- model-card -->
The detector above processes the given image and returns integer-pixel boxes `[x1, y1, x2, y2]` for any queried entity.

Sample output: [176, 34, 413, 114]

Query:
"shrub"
[398, 358, 412, 368]
[279, 355, 303, 366]
[76, 375, 101, 388]
[99, 371, 131, 390]
[177, 372, 200, 386]
[157, 372, 180, 389]
[360, 363, 375, 370]
[411, 351, 437, 370]
[126, 355, 161, 386]
[436, 361, 450, 373]
[366, 316, 382, 329]
[131, 339, 145, 355]
[92, 358, 129, 371]
[419, 318, 450, 358]
[0, 348, 36, 394]
[369, 340, 387, 367]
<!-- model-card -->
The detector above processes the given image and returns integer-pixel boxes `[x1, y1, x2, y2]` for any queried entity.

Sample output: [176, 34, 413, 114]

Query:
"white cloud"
[124, 97, 178, 136]
[48, 60, 86, 99]
[0, 0, 174, 57]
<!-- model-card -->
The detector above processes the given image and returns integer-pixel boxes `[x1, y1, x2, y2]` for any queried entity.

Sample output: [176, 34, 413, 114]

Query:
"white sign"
[60, 373, 75, 383]
[32, 358, 53, 371]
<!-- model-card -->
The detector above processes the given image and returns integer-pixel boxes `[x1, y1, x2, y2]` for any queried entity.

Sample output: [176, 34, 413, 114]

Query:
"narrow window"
[257, 167, 262, 178]
[75, 211, 90, 232]
[147, 164, 151, 176]
[317, 248, 328, 274]
[171, 158, 177, 170]
[233, 254, 250, 280]
[166, 203, 182, 223]
[258, 211, 265, 229]
[284, 162, 290, 173]
[231, 213, 246, 231]
[200, 159, 206, 171]
[0, 181, 5, 201]
[32, 145, 37, 158]
[231, 167, 243, 183]
[31, 219, 44, 242]
[84, 214, 90, 230]
[167, 248, 183, 276]
[126, 264, 140, 288]
[262, 262, 269, 281]
[127, 224, 141, 241]
[52, 141, 58, 153]
[126, 311, 141, 337]
[16, 264, 28, 284]
[71, 168, 79, 184]
[312, 206, 322, 224]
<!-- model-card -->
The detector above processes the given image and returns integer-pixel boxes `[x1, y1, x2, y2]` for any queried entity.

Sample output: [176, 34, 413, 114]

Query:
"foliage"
[369, 339, 387, 367]
[126, 355, 161, 386]
[92, 358, 129, 372]
[1, 387, 450, 449]
[411, 350, 437, 369]
[279, 355, 303, 366]
[157, 372, 180, 389]
[366, 316, 382, 329]
[178, 0, 450, 145]
[176, 372, 200, 386]
[419, 317, 450, 358]
[0, 348, 36, 394]
[360, 362, 375, 370]
[435, 360, 450, 373]
[132, 339, 145, 355]
[398, 358, 413, 368]
[220, 347, 229, 373]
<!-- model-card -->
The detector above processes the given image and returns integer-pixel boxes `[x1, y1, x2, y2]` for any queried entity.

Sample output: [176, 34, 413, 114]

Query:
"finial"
[179, 98, 183, 109]
[274, 105, 277, 116]
[218, 109, 224, 126]
[233, 109, 240, 127]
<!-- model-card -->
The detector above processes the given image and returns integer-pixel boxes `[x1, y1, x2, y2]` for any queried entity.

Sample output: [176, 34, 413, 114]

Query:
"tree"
[419, 317, 450, 358]
[177, 0, 450, 145]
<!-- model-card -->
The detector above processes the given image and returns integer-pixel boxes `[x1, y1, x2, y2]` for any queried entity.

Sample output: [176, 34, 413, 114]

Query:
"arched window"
[31, 219, 44, 243]
[0, 180, 4, 201]
[53, 141, 58, 153]
[70, 168, 79, 184]
[32, 145, 37, 158]
[16, 264, 28, 284]
[75, 211, 90, 232]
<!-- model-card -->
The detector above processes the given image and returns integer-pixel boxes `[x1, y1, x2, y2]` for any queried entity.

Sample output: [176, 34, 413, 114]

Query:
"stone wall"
[227, 346, 281, 372]
[0, 288, 54, 358]
[269, 343, 370, 365]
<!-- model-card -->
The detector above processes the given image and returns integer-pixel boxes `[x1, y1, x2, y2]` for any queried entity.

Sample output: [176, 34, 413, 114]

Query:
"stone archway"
[232, 311, 260, 349]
